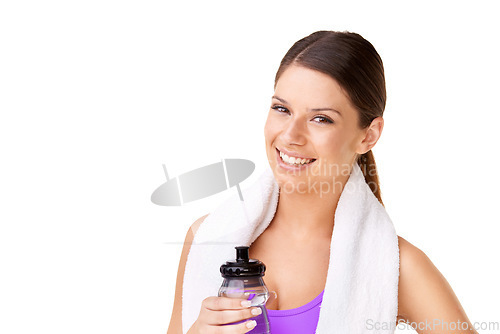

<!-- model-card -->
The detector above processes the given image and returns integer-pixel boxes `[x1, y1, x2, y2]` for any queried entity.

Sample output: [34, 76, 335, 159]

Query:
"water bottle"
[219, 246, 272, 333]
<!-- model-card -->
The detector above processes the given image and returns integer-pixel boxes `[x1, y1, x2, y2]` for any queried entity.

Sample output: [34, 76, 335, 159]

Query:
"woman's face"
[264, 64, 372, 192]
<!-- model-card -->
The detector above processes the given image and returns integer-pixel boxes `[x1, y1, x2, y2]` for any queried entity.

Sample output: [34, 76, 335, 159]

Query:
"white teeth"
[279, 150, 314, 166]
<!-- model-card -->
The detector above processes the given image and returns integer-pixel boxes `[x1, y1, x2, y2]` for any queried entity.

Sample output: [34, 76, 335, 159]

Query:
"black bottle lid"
[220, 246, 266, 278]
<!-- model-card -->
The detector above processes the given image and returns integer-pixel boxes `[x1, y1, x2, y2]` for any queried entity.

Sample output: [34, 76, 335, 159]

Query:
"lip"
[276, 147, 315, 160]
[275, 148, 317, 171]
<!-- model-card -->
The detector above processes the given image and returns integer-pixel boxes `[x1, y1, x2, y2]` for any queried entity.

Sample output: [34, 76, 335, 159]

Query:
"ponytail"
[357, 150, 384, 207]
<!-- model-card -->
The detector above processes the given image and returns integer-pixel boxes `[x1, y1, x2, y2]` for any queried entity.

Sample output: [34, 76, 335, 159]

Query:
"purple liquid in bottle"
[219, 246, 272, 333]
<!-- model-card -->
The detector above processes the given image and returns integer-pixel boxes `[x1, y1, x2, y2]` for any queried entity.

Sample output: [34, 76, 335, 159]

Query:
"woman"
[168, 30, 478, 334]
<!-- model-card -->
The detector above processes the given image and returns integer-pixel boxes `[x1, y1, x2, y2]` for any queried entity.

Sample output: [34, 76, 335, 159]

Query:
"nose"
[281, 116, 306, 145]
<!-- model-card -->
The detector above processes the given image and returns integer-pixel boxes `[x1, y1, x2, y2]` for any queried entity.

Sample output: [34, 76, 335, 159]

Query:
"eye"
[271, 105, 334, 124]
[271, 105, 289, 113]
[313, 116, 334, 124]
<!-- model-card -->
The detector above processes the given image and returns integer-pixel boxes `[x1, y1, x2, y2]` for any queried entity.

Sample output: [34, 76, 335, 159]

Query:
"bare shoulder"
[397, 235, 431, 276]
[167, 214, 209, 334]
[397, 235, 477, 333]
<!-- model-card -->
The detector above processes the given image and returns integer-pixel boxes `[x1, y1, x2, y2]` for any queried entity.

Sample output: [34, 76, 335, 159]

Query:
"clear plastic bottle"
[219, 246, 272, 333]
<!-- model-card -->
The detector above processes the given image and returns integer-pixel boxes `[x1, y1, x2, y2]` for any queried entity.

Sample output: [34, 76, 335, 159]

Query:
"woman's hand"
[187, 295, 262, 333]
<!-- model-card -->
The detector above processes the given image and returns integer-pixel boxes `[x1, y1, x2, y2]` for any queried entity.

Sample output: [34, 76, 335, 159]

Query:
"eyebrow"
[272, 95, 343, 117]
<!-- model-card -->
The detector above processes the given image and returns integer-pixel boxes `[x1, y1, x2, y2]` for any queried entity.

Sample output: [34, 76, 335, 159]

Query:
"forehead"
[275, 65, 352, 107]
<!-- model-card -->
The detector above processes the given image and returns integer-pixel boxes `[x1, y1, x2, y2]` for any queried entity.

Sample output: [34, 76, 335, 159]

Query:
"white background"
[1, 1, 499, 333]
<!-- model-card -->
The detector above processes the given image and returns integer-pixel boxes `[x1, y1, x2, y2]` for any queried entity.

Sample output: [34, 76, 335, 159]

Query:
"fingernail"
[241, 300, 251, 307]
[251, 307, 262, 315]
[246, 320, 257, 329]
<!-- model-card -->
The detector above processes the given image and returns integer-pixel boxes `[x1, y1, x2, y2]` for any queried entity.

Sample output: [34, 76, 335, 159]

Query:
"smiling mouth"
[276, 148, 317, 166]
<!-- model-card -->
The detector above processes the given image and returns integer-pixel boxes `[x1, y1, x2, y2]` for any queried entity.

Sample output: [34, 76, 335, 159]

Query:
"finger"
[202, 296, 253, 311]
[242, 319, 258, 333]
[204, 307, 263, 325]
[206, 319, 257, 334]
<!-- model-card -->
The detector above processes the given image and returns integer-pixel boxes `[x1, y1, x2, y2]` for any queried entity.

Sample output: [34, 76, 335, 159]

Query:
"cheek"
[315, 132, 352, 161]
[338, 133, 360, 161]
[314, 133, 342, 155]
[264, 113, 279, 143]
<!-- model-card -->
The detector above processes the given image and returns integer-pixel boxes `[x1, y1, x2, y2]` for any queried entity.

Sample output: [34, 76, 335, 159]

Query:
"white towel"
[182, 162, 400, 333]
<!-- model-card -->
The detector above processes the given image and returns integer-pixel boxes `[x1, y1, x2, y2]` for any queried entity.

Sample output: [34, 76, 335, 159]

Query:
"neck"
[268, 172, 350, 242]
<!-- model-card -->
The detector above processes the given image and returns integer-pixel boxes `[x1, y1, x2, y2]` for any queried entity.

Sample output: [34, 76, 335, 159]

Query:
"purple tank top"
[264, 289, 324, 333]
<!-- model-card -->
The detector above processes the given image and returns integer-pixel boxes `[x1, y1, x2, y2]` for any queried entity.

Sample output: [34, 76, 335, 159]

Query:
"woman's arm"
[397, 236, 479, 334]
[167, 214, 209, 334]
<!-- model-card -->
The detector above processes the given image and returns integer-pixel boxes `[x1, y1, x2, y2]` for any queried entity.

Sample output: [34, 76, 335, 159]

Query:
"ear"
[356, 117, 384, 154]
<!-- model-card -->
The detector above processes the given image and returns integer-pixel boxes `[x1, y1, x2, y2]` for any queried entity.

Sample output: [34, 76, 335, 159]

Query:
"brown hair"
[273, 30, 386, 206]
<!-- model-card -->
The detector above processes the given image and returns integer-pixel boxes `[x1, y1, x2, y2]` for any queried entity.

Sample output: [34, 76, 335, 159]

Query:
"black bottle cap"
[220, 246, 266, 278]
